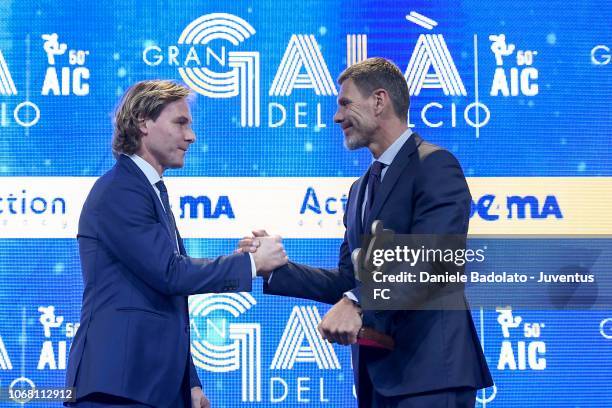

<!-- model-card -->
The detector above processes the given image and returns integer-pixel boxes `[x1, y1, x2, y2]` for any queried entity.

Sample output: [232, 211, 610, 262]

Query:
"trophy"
[351, 220, 395, 351]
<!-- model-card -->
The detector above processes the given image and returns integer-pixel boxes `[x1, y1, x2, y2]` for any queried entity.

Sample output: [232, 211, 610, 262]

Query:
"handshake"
[236, 229, 371, 349]
[237, 230, 287, 278]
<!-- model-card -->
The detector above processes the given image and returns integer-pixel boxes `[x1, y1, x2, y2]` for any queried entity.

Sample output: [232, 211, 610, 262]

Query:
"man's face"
[141, 99, 195, 172]
[333, 79, 377, 150]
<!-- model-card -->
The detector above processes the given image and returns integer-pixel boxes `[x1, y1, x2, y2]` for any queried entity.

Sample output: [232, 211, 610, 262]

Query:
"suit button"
[184, 326, 189, 334]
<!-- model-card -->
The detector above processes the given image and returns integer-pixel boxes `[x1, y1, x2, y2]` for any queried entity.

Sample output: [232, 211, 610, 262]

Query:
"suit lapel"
[348, 174, 368, 249]
[118, 156, 175, 245]
[177, 229, 186, 256]
[364, 134, 422, 228]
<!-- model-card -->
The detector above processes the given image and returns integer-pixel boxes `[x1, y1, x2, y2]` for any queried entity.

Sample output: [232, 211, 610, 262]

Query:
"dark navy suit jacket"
[265, 135, 493, 397]
[66, 155, 252, 406]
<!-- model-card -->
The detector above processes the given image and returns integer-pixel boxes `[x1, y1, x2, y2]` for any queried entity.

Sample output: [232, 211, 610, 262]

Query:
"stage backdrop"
[0, 1, 611, 406]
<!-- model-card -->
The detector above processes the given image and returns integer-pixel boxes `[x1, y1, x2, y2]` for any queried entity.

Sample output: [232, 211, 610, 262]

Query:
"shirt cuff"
[248, 253, 257, 279]
[343, 291, 359, 304]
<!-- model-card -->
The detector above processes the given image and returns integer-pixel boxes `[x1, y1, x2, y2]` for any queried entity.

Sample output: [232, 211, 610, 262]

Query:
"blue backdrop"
[0, 1, 610, 406]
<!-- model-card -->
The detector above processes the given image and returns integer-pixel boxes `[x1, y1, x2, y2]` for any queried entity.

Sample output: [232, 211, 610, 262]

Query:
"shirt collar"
[375, 128, 413, 166]
[125, 154, 162, 186]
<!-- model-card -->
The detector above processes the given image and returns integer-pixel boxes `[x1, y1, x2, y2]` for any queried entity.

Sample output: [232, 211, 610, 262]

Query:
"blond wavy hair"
[112, 80, 191, 158]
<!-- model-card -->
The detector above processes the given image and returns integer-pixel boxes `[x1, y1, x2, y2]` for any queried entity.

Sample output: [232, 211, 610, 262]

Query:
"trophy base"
[357, 327, 395, 351]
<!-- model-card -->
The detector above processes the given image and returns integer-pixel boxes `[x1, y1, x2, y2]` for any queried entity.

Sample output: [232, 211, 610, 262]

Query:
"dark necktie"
[155, 180, 178, 250]
[364, 161, 386, 224]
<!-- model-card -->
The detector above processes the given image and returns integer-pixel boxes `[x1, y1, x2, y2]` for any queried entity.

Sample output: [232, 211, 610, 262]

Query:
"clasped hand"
[238, 231, 361, 345]
[237, 230, 288, 278]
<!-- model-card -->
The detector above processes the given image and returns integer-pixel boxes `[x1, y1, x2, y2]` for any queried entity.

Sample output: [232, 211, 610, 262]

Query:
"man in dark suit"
[241, 58, 493, 407]
[66, 80, 288, 407]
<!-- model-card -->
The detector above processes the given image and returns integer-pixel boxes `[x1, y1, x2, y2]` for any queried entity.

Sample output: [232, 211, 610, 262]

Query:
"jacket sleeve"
[89, 181, 252, 296]
[264, 183, 357, 304]
[411, 149, 471, 235]
[189, 354, 202, 388]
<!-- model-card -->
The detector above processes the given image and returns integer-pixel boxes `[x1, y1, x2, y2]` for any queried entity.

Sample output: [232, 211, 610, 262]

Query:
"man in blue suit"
[241, 58, 493, 407]
[66, 80, 288, 407]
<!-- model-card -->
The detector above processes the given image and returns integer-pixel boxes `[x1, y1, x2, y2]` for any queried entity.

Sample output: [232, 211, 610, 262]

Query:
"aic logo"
[496, 307, 546, 371]
[37, 305, 79, 370]
[489, 34, 538, 97]
[41, 33, 90, 96]
[1, 33, 90, 128]
[189, 293, 340, 403]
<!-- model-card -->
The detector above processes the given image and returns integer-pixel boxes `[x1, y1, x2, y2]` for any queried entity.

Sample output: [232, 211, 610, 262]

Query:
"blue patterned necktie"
[155, 180, 178, 250]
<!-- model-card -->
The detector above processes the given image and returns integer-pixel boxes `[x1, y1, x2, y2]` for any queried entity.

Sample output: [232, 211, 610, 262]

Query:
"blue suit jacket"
[265, 135, 493, 397]
[66, 155, 252, 406]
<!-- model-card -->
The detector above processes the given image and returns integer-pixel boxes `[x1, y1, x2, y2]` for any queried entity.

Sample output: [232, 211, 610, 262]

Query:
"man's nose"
[186, 129, 196, 143]
[333, 109, 342, 124]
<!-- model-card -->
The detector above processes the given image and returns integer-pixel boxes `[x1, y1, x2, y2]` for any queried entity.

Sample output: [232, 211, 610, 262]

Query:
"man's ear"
[372, 89, 388, 116]
[138, 117, 148, 136]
